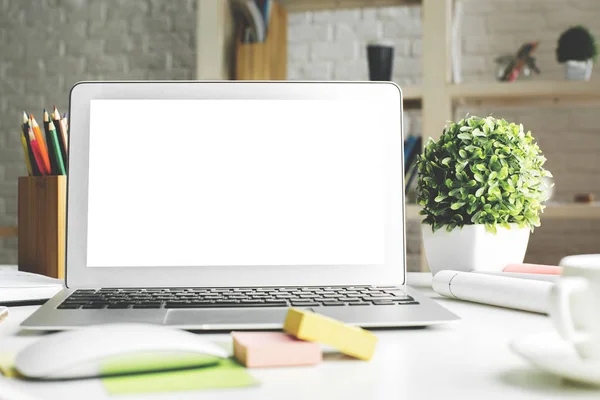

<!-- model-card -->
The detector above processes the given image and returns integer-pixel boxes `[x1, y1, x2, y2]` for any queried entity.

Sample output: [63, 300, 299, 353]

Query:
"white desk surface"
[0, 273, 597, 400]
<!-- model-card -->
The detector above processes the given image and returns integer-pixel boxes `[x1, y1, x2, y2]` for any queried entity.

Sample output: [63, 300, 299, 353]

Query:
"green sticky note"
[102, 358, 258, 395]
[100, 352, 220, 376]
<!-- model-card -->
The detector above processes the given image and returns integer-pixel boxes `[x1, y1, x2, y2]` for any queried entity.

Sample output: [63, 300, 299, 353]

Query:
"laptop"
[22, 81, 458, 330]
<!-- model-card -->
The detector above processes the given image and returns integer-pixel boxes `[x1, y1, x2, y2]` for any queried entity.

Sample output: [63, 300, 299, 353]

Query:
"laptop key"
[322, 301, 345, 306]
[62, 302, 90, 307]
[348, 302, 370, 306]
[290, 301, 319, 307]
[298, 294, 318, 298]
[57, 304, 81, 309]
[81, 304, 106, 309]
[264, 300, 289, 305]
[371, 300, 396, 305]
[362, 296, 404, 302]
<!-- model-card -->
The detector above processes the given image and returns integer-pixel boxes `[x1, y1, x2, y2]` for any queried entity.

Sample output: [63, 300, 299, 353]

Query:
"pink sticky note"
[232, 331, 322, 368]
[504, 263, 563, 275]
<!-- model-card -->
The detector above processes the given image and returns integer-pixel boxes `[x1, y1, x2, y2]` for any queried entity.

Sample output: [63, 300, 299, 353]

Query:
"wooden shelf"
[281, 0, 420, 12]
[448, 80, 600, 105]
[401, 84, 422, 101]
[401, 84, 422, 109]
[405, 203, 600, 222]
[543, 203, 600, 219]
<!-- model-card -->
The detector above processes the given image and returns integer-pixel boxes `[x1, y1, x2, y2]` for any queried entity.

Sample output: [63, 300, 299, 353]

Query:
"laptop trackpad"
[164, 308, 291, 327]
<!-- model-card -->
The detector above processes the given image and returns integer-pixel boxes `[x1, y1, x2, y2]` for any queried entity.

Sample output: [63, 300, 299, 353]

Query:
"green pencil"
[47, 121, 66, 175]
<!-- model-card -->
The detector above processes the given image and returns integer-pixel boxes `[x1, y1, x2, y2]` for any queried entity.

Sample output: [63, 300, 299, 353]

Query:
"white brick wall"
[288, 5, 423, 84]
[288, 0, 600, 271]
[0, 0, 196, 264]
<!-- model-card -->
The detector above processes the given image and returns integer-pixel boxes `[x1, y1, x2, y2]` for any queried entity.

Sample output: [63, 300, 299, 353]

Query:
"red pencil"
[29, 114, 51, 175]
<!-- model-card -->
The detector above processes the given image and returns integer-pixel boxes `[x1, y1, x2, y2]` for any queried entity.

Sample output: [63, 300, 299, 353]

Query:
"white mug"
[549, 263, 600, 359]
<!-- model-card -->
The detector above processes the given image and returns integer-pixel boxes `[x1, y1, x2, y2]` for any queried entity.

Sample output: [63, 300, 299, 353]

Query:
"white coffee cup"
[549, 263, 600, 359]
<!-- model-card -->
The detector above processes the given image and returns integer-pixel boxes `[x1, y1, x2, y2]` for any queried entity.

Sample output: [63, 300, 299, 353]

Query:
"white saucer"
[511, 331, 600, 386]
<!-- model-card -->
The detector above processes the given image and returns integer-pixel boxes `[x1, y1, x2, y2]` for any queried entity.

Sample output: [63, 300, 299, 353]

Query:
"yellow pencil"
[20, 132, 33, 176]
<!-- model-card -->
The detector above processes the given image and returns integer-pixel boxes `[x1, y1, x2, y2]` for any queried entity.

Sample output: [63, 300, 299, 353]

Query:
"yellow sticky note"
[0, 353, 19, 378]
[283, 308, 377, 361]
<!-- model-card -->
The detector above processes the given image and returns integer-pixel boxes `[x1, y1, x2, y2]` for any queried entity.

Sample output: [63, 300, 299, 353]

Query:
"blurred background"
[0, 0, 599, 271]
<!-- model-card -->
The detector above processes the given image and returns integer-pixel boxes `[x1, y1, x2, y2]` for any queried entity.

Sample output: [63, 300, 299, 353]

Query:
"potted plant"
[416, 116, 552, 275]
[556, 25, 598, 80]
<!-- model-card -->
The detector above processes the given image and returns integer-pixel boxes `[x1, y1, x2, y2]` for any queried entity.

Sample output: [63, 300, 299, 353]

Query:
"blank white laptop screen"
[86, 99, 386, 268]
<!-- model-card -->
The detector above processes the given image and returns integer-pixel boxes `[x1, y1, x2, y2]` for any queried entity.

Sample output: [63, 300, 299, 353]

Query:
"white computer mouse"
[15, 323, 228, 380]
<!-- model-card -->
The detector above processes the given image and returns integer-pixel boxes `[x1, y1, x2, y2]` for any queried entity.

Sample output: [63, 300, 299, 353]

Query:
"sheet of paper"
[102, 358, 258, 395]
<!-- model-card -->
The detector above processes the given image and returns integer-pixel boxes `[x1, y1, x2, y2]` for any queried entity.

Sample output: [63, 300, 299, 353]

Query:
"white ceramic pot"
[565, 60, 593, 80]
[422, 224, 530, 276]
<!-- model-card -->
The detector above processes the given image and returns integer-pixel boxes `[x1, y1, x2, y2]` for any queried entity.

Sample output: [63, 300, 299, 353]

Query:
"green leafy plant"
[416, 115, 552, 233]
[557, 25, 598, 63]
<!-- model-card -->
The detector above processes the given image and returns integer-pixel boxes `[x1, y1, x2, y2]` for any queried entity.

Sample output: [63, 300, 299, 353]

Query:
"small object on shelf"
[366, 40, 394, 81]
[283, 308, 377, 361]
[557, 26, 597, 81]
[232, 0, 267, 43]
[232, 331, 322, 368]
[496, 41, 540, 82]
[574, 193, 595, 203]
[235, 1, 286, 80]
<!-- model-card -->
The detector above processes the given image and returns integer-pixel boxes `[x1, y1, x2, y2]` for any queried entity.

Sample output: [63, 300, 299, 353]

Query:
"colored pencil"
[43, 109, 59, 174]
[21, 112, 40, 176]
[47, 121, 66, 175]
[52, 106, 68, 170]
[42, 108, 50, 134]
[28, 126, 50, 176]
[29, 114, 51, 175]
[20, 132, 33, 176]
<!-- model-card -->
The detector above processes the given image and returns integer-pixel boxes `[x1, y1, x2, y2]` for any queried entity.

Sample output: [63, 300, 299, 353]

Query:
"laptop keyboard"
[56, 286, 418, 310]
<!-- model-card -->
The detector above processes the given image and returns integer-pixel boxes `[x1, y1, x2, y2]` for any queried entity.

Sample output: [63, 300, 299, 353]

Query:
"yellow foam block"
[283, 308, 377, 361]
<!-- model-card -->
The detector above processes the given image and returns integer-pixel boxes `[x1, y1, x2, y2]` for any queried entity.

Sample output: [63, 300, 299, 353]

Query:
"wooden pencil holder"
[235, 1, 287, 80]
[18, 176, 66, 279]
